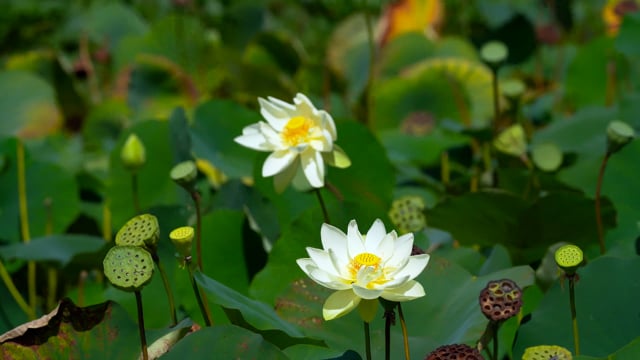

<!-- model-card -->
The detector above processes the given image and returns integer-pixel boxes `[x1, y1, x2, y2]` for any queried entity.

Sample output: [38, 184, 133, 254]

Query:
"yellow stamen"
[282, 116, 313, 146]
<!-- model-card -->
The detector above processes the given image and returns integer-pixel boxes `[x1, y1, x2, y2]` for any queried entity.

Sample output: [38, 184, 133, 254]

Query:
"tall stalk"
[16, 140, 36, 319]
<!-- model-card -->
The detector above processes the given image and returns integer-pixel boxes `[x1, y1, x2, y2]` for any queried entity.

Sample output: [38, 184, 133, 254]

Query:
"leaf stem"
[595, 152, 610, 254]
[398, 303, 411, 360]
[135, 290, 149, 360]
[155, 256, 177, 326]
[314, 188, 330, 224]
[363, 321, 372, 360]
[568, 275, 581, 355]
[189, 190, 203, 270]
[16, 140, 36, 319]
[0, 260, 34, 319]
[187, 263, 212, 326]
[132, 173, 141, 214]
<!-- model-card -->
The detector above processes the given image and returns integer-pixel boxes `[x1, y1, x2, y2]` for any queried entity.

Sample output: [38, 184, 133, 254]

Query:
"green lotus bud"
[121, 134, 146, 171]
[481, 41, 508, 66]
[170, 160, 198, 191]
[607, 120, 635, 154]
[115, 214, 160, 248]
[169, 226, 194, 259]
[554, 244, 584, 275]
[103, 245, 154, 292]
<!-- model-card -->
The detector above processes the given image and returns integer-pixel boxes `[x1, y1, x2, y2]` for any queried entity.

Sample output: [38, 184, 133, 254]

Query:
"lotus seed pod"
[115, 214, 160, 248]
[554, 244, 584, 275]
[170, 160, 198, 191]
[479, 279, 522, 322]
[103, 245, 154, 292]
[606, 120, 635, 154]
[169, 226, 194, 259]
[480, 41, 508, 66]
[388, 195, 426, 234]
[425, 344, 484, 360]
[501, 78, 525, 98]
[121, 133, 146, 171]
[522, 345, 572, 360]
[494, 124, 527, 157]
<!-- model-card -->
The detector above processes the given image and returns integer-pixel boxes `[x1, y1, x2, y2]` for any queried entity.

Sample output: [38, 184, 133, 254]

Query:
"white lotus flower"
[296, 219, 430, 321]
[234, 93, 350, 192]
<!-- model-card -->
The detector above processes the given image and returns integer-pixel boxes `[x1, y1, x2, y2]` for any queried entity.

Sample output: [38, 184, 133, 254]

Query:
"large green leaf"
[514, 256, 640, 358]
[0, 71, 62, 138]
[565, 37, 612, 107]
[0, 234, 105, 267]
[191, 100, 259, 179]
[160, 324, 289, 360]
[0, 138, 81, 243]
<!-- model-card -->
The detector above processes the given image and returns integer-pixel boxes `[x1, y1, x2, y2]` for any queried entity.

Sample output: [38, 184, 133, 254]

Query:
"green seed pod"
[388, 195, 426, 234]
[103, 245, 154, 292]
[170, 160, 198, 191]
[115, 214, 160, 248]
[522, 345, 572, 360]
[169, 226, 194, 259]
[480, 41, 508, 66]
[607, 120, 635, 154]
[121, 133, 146, 171]
[555, 244, 584, 275]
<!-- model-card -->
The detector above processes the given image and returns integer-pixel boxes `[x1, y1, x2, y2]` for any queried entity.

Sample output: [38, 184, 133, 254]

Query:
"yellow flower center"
[282, 116, 313, 146]
[349, 252, 381, 274]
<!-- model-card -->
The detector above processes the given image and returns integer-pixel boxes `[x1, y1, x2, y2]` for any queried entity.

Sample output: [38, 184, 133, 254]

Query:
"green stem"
[314, 188, 330, 224]
[135, 290, 149, 360]
[187, 264, 212, 327]
[384, 309, 392, 360]
[189, 190, 203, 271]
[569, 275, 580, 355]
[17, 140, 36, 319]
[363, 321, 372, 360]
[492, 329, 498, 360]
[155, 257, 177, 326]
[132, 173, 141, 214]
[595, 152, 610, 255]
[0, 260, 34, 319]
[44, 198, 57, 311]
[398, 303, 410, 360]
[363, 0, 375, 127]
[491, 67, 500, 137]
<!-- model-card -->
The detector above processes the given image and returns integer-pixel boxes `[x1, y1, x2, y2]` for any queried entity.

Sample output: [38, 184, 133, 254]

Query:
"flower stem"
[314, 188, 330, 224]
[595, 152, 610, 255]
[398, 303, 411, 360]
[491, 67, 500, 137]
[44, 197, 57, 311]
[189, 190, 204, 270]
[363, 321, 372, 360]
[383, 307, 395, 360]
[155, 256, 177, 326]
[16, 140, 36, 319]
[0, 260, 34, 319]
[187, 262, 212, 326]
[135, 290, 149, 360]
[492, 329, 499, 360]
[568, 275, 581, 355]
[132, 173, 141, 214]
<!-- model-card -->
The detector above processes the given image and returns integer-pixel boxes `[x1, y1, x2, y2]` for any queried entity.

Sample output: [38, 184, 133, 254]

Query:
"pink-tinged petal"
[323, 290, 361, 320]
[381, 280, 425, 302]
[259, 97, 290, 131]
[385, 233, 414, 268]
[352, 284, 383, 300]
[391, 254, 430, 281]
[300, 149, 324, 188]
[262, 150, 297, 177]
[364, 219, 386, 252]
[307, 247, 341, 278]
[347, 220, 366, 258]
[273, 160, 298, 193]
